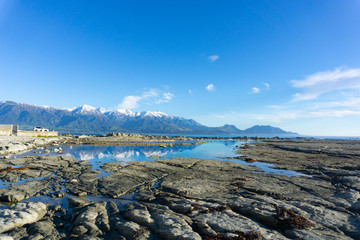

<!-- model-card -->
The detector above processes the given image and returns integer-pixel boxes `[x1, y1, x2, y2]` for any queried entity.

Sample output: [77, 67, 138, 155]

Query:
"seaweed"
[201, 205, 232, 214]
[273, 204, 315, 230]
[132, 227, 149, 239]
[0, 166, 31, 172]
[206, 231, 264, 240]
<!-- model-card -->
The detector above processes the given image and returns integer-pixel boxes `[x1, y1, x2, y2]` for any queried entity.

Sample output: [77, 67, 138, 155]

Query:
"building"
[0, 124, 18, 136]
[0, 124, 58, 137]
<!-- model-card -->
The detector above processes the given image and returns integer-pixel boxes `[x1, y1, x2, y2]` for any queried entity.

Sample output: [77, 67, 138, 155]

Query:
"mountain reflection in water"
[15, 140, 308, 177]
[65, 140, 239, 160]
[58, 141, 240, 170]
[63, 144, 199, 162]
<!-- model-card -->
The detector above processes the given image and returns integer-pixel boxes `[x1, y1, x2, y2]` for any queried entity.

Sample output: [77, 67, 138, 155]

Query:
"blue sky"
[1, 1, 360, 136]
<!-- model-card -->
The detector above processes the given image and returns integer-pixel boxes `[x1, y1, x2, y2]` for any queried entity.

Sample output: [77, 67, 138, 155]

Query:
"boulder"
[0, 202, 47, 233]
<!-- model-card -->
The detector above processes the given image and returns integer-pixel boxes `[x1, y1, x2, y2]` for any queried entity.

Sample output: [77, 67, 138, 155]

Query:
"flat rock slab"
[0, 178, 53, 203]
[123, 202, 202, 240]
[0, 202, 47, 233]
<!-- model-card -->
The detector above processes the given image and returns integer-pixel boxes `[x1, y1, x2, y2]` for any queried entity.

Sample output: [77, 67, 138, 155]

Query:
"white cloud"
[250, 83, 270, 94]
[266, 105, 284, 109]
[291, 67, 360, 101]
[310, 110, 360, 117]
[206, 84, 215, 92]
[208, 55, 219, 62]
[117, 89, 174, 110]
[197, 68, 360, 135]
[117, 96, 142, 109]
[251, 87, 260, 94]
[312, 97, 360, 110]
[155, 92, 174, 104]
[188, 89, 193, 95]
[249, 112, 299, 123]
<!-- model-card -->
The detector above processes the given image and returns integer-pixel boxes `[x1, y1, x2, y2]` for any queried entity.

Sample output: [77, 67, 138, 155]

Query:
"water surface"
[13, 140, 307, 177]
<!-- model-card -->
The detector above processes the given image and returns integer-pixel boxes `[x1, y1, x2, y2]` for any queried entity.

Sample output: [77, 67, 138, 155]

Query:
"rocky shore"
[0, 134, 201, 157]
[0, 136, 359, 239]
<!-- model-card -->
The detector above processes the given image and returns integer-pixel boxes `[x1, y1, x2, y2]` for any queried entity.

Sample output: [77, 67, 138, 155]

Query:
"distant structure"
[0, 124, 58, 137]
[0, 124, 18, 136]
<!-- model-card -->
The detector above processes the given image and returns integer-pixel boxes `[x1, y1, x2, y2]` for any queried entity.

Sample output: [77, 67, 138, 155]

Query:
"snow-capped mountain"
[65, 104, 170, 118]
[0, 101, 299, 135]
[0, 101, 207, 133]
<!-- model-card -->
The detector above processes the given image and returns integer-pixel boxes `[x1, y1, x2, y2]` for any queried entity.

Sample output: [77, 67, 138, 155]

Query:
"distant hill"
[243, 125, 298, 135]
[0, 101, 299, 136]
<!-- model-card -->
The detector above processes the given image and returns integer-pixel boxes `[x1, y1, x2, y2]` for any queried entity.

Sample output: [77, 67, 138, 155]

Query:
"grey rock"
[0, 178, 53, 203]
[123, 203, 201, 240]
[285, 228, 353, 240]
[27, 219, 61, 240]
[0, 202, 47, 233]
[71, 202, 110, 238]
[339, 176, 360, 191]
[67, 196, 91, 208]
[110, 214, 150, 240]
[194, 209, 286, 239]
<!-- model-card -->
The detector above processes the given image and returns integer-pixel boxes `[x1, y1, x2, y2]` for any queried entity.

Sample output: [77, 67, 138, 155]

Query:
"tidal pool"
[14, 140, 308, 177]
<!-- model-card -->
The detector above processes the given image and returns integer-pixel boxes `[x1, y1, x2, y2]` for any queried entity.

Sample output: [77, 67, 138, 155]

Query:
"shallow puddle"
[11, 140, 309, 177]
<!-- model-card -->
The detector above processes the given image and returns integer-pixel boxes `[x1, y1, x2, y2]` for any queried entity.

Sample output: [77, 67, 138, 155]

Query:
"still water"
[17, 140, 308, 177]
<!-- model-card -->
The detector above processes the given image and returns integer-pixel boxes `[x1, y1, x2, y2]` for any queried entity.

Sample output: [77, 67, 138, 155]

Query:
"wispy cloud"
[156, 92, 174, 104]
[117, 89, 174, 110]
[202, 68, 360, 135]
[291, 67, 360, 101]
[117, 96, 142, 109]
[250, 83, 270, 94]
[206, 84, 215, 92]
[251, 87, 260, 94]
[208, 55, 219, 62]
[310, 109, 360, 117]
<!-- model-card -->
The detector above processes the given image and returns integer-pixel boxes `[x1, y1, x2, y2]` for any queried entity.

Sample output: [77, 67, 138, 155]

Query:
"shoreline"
[0, 136, 359, 239]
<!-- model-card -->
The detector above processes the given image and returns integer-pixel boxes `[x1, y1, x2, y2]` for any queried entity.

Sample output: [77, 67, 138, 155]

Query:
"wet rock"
[290, 200, 360, 239]
[54, 191, 65, 198]
[67, 197, 92, 208]
[69, 179, 79, 184]
[338, 176, 360, 191]
[77, 192, 88, 197]
[285, 228, 353, 240]
[0, 178, 53, 202]
[27, 219, 61, 240]
[123, 203, 201, 240]
[0, 202, 47, 233]
[100, 162, 125, 173]
[70, 202, 110, 238]
[98, 161, 179, 198]
[194, 209, 286, 239]
[135, 188, 157, 202]
[123, 203, 154, 226]
[0, 235, 14, 240]
[273, 205, 315, 230]
[146, 203, 201, 240]
[110, 214, 150, 240]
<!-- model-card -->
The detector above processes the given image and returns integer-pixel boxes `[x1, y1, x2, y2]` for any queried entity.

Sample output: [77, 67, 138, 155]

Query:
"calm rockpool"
[14, 140, 308, 177]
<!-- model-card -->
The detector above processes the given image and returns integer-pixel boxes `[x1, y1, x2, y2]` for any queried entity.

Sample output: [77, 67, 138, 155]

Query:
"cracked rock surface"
[0, 139, 359, 239]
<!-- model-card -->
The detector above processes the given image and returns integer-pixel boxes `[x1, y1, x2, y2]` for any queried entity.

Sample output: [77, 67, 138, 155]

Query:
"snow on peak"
[80, 104, 96, 111]
[61, 104, 171, 118]
[115, 109, 136, 117]
[143, 111, 168, 117]
[98, 107, 106, 114]
[72, 104, 99, 114]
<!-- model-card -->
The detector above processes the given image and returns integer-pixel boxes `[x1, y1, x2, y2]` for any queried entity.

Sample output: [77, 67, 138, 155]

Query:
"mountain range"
[0, 101, 299, 136]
